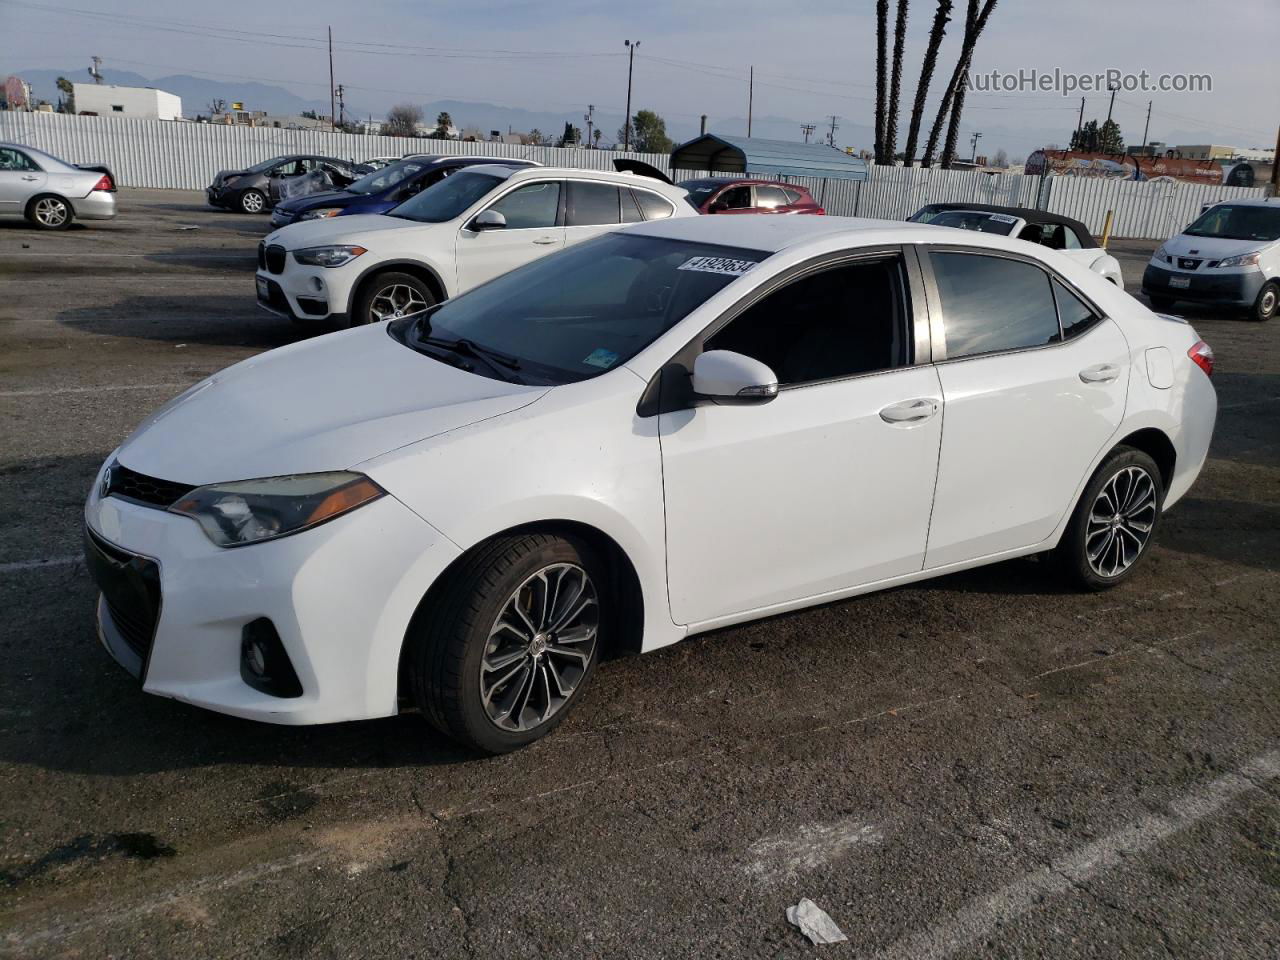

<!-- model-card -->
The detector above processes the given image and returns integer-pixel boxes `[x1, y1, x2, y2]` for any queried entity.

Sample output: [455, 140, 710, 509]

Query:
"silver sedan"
[0, 142, 117, 229]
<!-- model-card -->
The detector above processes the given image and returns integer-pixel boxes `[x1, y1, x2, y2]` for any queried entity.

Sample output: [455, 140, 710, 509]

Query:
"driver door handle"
[22, 175, 39, 181]
[532, 236, 558, 245]
[879, 398, 939, 424]
[1079, 363, 1120, 383]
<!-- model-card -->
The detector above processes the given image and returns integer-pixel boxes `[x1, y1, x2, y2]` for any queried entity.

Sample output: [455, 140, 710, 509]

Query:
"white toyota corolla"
[86, 216, 1217, 753]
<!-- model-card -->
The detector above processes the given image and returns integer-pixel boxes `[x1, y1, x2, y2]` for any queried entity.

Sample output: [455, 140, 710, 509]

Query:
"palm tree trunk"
[902, 0, 953, 167]
[924, 0, 998, 167]
[884, 0, 910, 162]
[940, 77, 970, 166]
[874, 0, 889, 163]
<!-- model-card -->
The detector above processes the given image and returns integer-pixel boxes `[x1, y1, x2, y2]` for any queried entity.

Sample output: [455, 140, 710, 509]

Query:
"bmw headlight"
[292, 244, 367, 268]
[298, 207, 345, 221]
[169, 472, 384, 547]
[1216, 252, 1260, 268]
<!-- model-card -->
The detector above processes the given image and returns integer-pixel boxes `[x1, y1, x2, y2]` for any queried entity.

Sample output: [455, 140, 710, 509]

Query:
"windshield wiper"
[419, 334, 524, 382]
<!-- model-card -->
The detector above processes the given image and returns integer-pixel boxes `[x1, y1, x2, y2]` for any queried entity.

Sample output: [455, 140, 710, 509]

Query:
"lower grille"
[84, 527, 162, 675]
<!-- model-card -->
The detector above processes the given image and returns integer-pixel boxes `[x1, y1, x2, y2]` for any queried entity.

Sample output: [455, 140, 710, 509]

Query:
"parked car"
[1142, 198, 1280, 322]
[269, 155, 541, 228]
[361, 156, 407, 170]
[909, 203, 1124, 288]
[206, 155, 370, 214]
[679, 177, 825, 215]
[255, 162, 693, 326]
[87, 215, 1216, 753]
[0, 142, 117, 229]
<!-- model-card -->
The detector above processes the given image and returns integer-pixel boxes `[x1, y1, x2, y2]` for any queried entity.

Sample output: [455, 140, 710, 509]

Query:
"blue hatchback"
[269, 154, 541, 228]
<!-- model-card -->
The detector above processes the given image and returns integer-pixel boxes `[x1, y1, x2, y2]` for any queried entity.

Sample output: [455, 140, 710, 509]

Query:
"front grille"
[105, 462, 196, 509]
[1177, 257, 1202, 270]
[257, 240, 266, 269]
[84, 527, 162, 672]
[264, 244, 287, 274]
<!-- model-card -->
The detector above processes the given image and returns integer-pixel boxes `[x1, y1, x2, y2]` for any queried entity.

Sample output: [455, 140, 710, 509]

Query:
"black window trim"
[637, 243, 931, 416]
[917, 244, 1109, 364]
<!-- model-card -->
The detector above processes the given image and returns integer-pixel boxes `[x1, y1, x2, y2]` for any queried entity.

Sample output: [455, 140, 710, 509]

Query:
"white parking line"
[0, 383, 188, 398]
[868, 749, 1280, 960]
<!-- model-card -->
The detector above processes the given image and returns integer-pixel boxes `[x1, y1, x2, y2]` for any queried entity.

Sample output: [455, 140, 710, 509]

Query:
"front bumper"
[255, 260, 349, 324]
[70, 190, 117, 221]
[84, 479, 460, 725]
[1142, 262, 1265, 307]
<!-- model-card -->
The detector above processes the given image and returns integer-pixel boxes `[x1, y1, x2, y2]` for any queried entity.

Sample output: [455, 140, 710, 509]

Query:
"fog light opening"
[240, 618, 303, 698]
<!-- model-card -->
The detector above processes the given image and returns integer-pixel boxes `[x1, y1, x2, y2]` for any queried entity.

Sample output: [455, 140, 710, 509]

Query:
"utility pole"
[969, 131, 983, 162]
[623, 40, 640, 151]
[826, 115, 839, 147]
[801, 123, 816, 144]
[1140, 99, 1152, 151]
[1105, 83, 1117, 126]
[1271, 124, 1280, 194]
[700, 114, 707, 136]
[328, 27, 336, 132]
[1075, 97, 1085, 148]
[747, 65, 753, 138]
[584, 104, 594, 149]
[334, 84, 346, 129]
[88, 56, 103, 84]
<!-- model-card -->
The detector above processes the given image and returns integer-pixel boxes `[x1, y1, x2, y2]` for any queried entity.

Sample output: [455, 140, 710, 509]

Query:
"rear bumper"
[1142, 263, 1265, 307]
[70, 190, 117, 221]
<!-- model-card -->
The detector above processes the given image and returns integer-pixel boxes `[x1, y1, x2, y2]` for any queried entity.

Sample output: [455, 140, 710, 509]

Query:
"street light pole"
[623, 40, 640, 151]
[970, 131, 983, 162]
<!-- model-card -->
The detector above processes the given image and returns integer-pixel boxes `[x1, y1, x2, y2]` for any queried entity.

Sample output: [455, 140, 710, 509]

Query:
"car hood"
[116, 326, 546, 486]
[278, 189, 356, 212]
[266, 213, 429, 247]
[1162, 234, 1274, 259]
[213, 168, 251, 184]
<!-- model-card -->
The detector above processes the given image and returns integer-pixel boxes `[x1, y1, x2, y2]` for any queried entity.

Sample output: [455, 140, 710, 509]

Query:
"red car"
[678, 178, 825, 215]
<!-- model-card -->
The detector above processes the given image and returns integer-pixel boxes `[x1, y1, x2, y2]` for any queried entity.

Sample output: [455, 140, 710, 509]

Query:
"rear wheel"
[27, 195, 73, 229]
[1251, 281, 1278, 323]
[409, 534, 604, 754]
[1147, 295, 1176, 312]
[238, 189, 266, 214]
[1055, 446, 1164, 591]
[351, 271, 436, 326]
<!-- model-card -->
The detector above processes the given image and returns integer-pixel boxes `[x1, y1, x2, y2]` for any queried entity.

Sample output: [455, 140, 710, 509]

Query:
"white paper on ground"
[786, 898, 848, 945]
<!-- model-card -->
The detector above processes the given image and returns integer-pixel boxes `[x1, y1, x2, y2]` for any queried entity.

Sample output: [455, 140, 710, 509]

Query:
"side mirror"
[692, 350, 778, 403]
[471, 209, 506, 231]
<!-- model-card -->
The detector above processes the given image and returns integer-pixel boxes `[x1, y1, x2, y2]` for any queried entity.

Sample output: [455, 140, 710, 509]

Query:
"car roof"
[460, 164, 687, 195]
[679, 177, 804, 189]
[1198, 197, 1280, 209]
[627, 213, 954, 253]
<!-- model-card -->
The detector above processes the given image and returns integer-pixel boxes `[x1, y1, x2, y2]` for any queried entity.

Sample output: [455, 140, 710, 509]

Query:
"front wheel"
[409, 534, 604, 753]
[238, 189, 266, 214]
[1055, 447, 1164, 591]
[1251, 281, 1278, 323]
[27, 195, 73, 229]
[351, 271, 436, 326]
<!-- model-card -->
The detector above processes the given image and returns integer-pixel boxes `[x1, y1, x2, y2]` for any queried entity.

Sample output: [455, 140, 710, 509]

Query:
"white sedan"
[255, 163, 694, 327]
[86, 215, 1216, 753]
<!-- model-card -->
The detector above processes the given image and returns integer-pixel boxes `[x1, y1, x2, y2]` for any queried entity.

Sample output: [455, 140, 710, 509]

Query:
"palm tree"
[923, 0, 998, 167]
[883, 0, 910, 162]
[874, 0, 889, 163]
[902, 0, 952, 166]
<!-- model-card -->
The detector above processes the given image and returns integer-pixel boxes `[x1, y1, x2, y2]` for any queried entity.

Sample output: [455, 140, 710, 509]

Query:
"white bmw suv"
[255, 163, 695, 327]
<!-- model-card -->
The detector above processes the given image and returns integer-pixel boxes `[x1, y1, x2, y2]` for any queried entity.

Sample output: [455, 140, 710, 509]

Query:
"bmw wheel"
[409, 534, 604, 753]
[27, 195, 73, 230]
[238, 189, 266, 214]
[1055, 446, 1164, 591]
[352, 272, 436, 326]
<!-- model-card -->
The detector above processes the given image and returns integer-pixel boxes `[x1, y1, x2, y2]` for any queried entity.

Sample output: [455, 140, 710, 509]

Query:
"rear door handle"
[21, 175, 39, 181]
[1079, 363, 1120, 383]
[532, 236, 558, 245]
[879, 398, 939, 424]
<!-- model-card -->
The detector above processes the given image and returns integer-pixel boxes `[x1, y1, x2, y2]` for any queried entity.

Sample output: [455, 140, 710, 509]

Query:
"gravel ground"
[1, 190, 1277, 959]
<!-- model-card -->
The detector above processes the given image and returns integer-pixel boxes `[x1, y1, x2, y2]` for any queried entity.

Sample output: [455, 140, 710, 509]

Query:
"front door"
[922, 250, 1130, 568]
[0, 146, 45, 214]
[659, 253, 944, 626]
[455, 180, 565, 293]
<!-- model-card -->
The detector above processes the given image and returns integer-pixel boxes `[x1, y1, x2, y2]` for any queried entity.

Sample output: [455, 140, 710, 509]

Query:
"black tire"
[1147, 295, 1176, 312]
[26, 194, 73, 230]
[351, 271, 436, 326]
[238, 188, 267, 214]
[1054, 446, 1164, 591]
[408, 533, 605, 754]
[1250, 281, 1278, 323]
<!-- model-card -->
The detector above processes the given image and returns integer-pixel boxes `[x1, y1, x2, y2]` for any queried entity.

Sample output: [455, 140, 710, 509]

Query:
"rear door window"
[1052, 278, 1102, 340]
[930, 252, 1062, 359]
[621, 189, 645, 223]
[567, 181, 621, 226]
[0, 148, 38, 171]
[755, 186, 789, 208]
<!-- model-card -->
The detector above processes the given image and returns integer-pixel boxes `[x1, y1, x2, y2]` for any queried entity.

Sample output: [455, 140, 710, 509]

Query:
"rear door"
[454, 179, 565, 292]
[753, 185, 791, 214]
[563, 180, 625, 247]
[920, 248, 1130, 568]
[0, 146, 45, 214]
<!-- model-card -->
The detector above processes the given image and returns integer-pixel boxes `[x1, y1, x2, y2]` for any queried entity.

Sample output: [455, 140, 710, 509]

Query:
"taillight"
[1188, 340, 1214, 377]
[92, 174, 113, 191]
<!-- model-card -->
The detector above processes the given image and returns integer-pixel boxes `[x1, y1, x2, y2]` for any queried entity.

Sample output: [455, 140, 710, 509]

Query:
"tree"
[619, 110, 671, 154]
[557, 122, 581, 147]
[384, 104, 423, 138]
[300, 109, 318, 120]
[873, 0, 888, 162]
[993, 147, 1008, 167]
[883, 0, 910, 163]
[207, 97, 226, 116]
[1070, 119, 1124, 153]
[55, 76, 75, 114]
[923, 0, 998, 167]
[593, 129, 603, 149]
[432, 111, 453, 139]
[1098, 119, 1124, 154]
[902, 0, 953, 166]
[526, 128, 546, 146]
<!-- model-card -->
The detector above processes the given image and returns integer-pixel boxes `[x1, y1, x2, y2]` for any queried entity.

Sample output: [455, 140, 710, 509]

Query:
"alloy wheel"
[241, 191, 264, 213]
[34, 197, 68, 227]
[368, 283, 430, 323]
[1086, 465, 1157, 578]
[480, 563, 599, 733]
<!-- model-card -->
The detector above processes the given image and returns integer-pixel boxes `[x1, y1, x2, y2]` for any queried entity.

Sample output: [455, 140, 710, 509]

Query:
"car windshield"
[929, 210, 1018, 235]
[679, 181, 723, 207]
[347, 159, 430, 195]
[390, 233, 769, 385]
[1184, 204, 1280, 242]
[387, 170, 504, 222]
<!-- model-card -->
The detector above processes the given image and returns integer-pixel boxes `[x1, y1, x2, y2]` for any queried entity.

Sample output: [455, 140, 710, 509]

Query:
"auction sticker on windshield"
[677, 256, 758, 276]
[989, 213, 1019, 224]
[583, 348, 620, 369]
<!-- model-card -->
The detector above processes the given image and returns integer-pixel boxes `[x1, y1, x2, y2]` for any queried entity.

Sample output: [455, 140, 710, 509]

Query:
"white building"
[73, 83, 182, 121]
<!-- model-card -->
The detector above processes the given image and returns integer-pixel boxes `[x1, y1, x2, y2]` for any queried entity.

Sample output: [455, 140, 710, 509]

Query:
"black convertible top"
[911, 202, 1099, 248]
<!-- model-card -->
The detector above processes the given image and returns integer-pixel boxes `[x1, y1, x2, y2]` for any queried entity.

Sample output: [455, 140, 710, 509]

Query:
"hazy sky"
[1, 0, 1277, 154]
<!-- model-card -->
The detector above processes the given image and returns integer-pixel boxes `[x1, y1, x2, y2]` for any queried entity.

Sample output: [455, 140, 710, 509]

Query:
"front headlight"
[292, 244, 367, 268]
[1216, 252, 1260, 268]
[1152, 245, 1170, 263]
[298, 207, 344, 221]
[169, 472, 384, 547]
